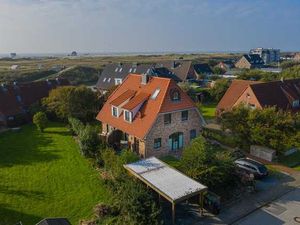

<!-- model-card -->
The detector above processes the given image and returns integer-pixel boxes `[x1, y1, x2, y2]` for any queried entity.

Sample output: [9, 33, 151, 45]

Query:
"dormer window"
[292, 100, 299, 108]
[112, 106, 118, 117]
[124, 110, 132, 122]
[170, 88, 181, 102]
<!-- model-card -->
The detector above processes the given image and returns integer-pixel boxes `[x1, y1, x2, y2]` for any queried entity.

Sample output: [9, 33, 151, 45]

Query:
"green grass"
[0, 123, 109, 225]
[198, 103, 217, 120]
[160, 156, 181, 169]
[279, 150, 300, 171]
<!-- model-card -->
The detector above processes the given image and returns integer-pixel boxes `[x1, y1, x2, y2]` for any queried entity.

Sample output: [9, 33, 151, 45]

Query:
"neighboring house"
[96, 63, 156, 93]
[36, 218, 71, 225]
[216, 61, 235, 71]
[71, 51, 77, 56]
[10, 53, 17, 59]
[235, 54, 264, 69]
[155, 60, 197, 81]
[193, 63, 213, 77]
[294, 53, 300, 61]
[250, 48, 280, 64]
[97, 73, 205, 158]
[96, 60, 200, 93]
[216, 78, 300, 116]
[0, 78, 69, 127]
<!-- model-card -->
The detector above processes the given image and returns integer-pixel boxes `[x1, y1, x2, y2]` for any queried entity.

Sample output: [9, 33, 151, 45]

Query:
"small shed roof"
[124, 157, 207, 203]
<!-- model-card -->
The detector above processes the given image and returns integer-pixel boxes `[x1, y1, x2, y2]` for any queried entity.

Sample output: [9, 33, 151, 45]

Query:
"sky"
[0, 0, 300, 54]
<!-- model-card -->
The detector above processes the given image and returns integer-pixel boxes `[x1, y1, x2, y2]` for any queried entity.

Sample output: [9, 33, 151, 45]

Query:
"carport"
[124, 157, 207, 225]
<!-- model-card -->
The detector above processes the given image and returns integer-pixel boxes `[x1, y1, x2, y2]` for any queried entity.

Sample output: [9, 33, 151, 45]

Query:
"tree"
[209, 79, 230, 102]
[33, 112, 48, 132]
[43, 86, 101, 122]
[212, 67, 225, 75]
[180, 136, 237, 194]
[113, 178, 162, 225]
[78, 125, 100, 157]
[221, 105, 300, 153]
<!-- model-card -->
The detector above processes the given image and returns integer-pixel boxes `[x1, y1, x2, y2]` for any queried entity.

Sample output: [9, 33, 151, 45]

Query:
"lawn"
[198, 103, 217, 120]
[0, 123, 109, 225]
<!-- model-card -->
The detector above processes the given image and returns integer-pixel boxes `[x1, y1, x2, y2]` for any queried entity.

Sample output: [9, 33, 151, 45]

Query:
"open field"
[0, 123, 109, 225]
[0, 53, 240, 83]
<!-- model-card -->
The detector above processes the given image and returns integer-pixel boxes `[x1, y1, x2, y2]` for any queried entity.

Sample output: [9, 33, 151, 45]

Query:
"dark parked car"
[234, 158, 268, 179]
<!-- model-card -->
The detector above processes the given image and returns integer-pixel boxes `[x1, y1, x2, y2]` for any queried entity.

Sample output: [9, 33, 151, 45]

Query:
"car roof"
[237, 158, 264, 167]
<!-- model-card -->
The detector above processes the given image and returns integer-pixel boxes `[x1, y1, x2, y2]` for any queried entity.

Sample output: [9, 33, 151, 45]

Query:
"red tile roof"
[96, 74, 197, 139]
[122, 92, 150, 110]
[217, 80, 260, 112]
[249, 78, 300, 111]
[110, 89, 136, 106]
[0, 79, 69, 117]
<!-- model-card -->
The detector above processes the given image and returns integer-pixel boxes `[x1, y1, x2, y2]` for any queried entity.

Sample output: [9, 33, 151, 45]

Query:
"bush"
[33, 112, 48, 132]
[112, 178, 162, 225]
[68, 117, 85, 135]
[78, 125, 100, 157]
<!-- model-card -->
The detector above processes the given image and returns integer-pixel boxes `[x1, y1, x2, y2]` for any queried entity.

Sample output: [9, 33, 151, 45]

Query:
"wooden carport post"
[172, 202, 176, 225]
[199, 192, 204, 216]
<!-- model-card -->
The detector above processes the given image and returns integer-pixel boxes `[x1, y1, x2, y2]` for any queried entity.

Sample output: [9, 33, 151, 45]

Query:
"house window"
[112, 106, 118, 117]
[181, 110, 188, 121]
[16, 95, 22, 102]
[124, 110, 132, 122]
[151, 88, 160, 100]
[170, 89, 181, 102]
[190, 129, 196, 140]
[115, 68, 118, 72]
[292, 100, 299, 108]
[154, 138, 161, 149]
[164, 113, 171, 125]
[168, 132, 183, 150]
[103, 77, 107, 82]
[115, 78, 122, 85]
[107, 78, 111, 82]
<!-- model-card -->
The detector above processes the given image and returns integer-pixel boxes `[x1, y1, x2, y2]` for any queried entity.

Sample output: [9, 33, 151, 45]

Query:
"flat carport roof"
[124, 157, 207, 224]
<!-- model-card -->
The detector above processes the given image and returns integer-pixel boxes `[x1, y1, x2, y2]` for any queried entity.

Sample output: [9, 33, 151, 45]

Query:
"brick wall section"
[101, 108, 203, 158]
[234, 86, 262, 109]
[144, 108, 202, 158]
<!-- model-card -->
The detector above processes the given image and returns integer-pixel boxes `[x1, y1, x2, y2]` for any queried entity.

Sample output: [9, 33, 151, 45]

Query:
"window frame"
[181, 110, 188, 121]
[112, 106, 118, 117]
[154, 138, 162, 149]
[190, 129, 196, 140]
[124, 110, 132, 122]
[164, 113, 172, 125]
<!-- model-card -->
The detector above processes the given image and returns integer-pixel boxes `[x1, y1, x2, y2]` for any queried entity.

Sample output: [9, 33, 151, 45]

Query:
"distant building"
[216, 60, 235, 71]
[10, 65, 19, 70]
[71, 51, 77, 56]
[96, 60, 198, 93]
[294, 53, 300, 61]
[10, 53, 17, 59]
[193, 63, 213, 77]
[250, 48, 280, 64]
[235, 54, 264, 69]
[0, 78, 69, 127]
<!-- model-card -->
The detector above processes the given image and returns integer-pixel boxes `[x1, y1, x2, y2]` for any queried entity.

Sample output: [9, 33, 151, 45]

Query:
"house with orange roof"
[96, 73, 205, 158]
[216, 78, 300, 116]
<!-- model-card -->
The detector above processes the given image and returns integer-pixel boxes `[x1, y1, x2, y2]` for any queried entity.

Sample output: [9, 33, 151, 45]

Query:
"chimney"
[141, 73, 149, 85]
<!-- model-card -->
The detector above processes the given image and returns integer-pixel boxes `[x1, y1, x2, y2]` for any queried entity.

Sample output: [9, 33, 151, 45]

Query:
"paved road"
[234, 188, 300, 225]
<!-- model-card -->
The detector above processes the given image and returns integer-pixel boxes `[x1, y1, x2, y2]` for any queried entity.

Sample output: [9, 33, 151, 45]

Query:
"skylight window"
[108, 78, 111, 82]
[115, 68, 118, 72]
[119, 68, 123, 72]
[103, 77, 107, 82]
[133, 68, 137, 73]
[151, 88, 160, 100]
[129, 68, 132, 73]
